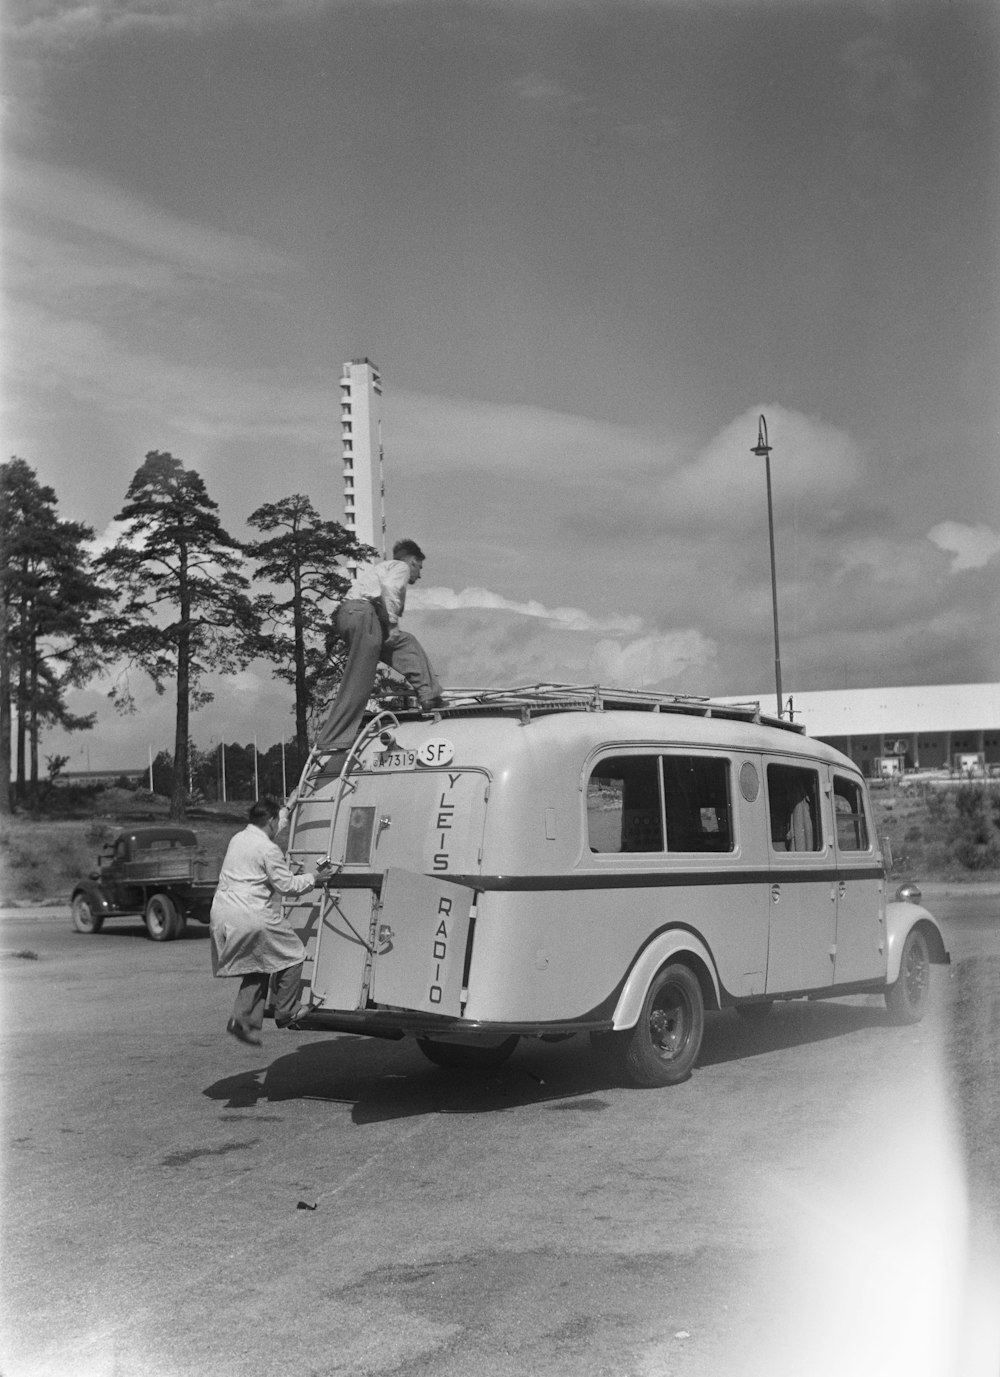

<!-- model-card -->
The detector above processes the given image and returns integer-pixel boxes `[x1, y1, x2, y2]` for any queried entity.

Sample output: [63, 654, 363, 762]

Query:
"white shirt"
[346, 559, 410, 626]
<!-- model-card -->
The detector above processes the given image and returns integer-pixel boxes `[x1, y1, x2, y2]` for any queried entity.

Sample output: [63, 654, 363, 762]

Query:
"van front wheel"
[624, 963, 704, 1088]
[885, 927, 931, 1025]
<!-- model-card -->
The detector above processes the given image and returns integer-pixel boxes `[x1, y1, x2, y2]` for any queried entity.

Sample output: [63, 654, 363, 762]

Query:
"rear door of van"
[301, 766, 489, 1014]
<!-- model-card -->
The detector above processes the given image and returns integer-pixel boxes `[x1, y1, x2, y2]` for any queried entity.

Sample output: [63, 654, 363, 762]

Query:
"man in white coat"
[210, 796, 332, 1045]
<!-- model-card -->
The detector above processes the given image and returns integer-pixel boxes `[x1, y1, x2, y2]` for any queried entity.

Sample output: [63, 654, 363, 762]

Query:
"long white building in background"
[339, 357, 385, 555]
[721, 683, 1000, 777]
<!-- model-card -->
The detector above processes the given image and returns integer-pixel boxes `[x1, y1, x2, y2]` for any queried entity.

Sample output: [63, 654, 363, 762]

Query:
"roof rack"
[400, 683, 804, 733]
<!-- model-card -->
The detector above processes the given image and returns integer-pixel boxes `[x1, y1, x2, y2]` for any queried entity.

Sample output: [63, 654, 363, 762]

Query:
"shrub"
[950, 838, 1000, 872]
[925, 790, 949, 824]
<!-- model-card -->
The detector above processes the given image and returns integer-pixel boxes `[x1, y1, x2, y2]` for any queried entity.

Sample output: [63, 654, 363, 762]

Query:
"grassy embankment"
[0, 790, 247, 905]
[1, 780, 998, 904]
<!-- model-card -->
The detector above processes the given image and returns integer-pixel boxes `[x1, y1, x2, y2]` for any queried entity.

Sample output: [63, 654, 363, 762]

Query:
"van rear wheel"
[416, 1036, 519, 1070]
[624, 963, 704, 1087]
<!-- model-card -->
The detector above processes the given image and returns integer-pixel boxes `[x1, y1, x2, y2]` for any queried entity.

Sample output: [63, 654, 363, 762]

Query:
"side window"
[587, 756, 663, 853]
[767, 763, 822, 853]
[833, 775, 870, 852]
[662, 755, 733, 852]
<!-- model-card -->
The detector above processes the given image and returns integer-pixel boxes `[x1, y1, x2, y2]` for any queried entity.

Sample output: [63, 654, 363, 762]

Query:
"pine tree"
[96, 451, 256, 820]
[0, 458, 110, 813]
[246, 494, 372, 757]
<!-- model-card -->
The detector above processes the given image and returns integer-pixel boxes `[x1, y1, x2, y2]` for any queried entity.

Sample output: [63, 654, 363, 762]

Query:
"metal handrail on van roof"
[404, 683, 805, 733]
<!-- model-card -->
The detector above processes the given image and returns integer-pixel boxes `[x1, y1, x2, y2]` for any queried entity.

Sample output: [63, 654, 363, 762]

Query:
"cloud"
[659, 405, 868, 526]
[404, 589, 717, 695]
[589, 631, 715, 687]
[6, 158, 295, 282]
[5, 299, 335, 452]
[392, 397, 869, 534]
[87, 519, 133, 559]
[512, 74, 581, 107]
[927, 522, 1000, 573]
[5, 0, 336, 45]
[391, 389, 673, 481]
[405, 586, 714, 692]
[9, 0, 733, 47]
[409, 585, 643, 636]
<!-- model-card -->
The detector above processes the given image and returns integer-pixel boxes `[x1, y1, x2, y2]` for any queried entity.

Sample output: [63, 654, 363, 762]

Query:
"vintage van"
[282, 685, 949, 1087]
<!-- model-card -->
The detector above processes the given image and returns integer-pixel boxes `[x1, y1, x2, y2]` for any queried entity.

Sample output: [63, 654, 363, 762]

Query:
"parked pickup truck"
[71, 826, 219, 942]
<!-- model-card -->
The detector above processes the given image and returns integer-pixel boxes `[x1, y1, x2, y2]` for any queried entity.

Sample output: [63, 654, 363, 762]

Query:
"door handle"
[376, 815, 391, 844]
[770, 884, 781, 903]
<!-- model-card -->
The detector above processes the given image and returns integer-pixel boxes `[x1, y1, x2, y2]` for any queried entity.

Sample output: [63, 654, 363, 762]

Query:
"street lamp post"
[751, 414, 783, 717]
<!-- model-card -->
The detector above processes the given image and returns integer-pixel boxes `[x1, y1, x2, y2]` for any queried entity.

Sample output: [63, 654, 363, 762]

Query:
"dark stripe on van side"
[446, 867, 884, 891]
[316, 866, 884, 894]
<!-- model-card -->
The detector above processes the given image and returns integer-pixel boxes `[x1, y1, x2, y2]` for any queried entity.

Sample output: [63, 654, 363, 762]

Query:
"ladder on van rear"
[280, 711, 399, 1013]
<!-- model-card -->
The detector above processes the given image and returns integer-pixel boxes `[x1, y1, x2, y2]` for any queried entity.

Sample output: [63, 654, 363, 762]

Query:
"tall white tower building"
[339, 357, 386, 556]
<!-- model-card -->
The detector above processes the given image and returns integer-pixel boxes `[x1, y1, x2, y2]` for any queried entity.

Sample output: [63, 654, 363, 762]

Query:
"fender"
[72, 881, 115, 916]
[885, 901, 950, 982]
[611, 929, 722, 1030]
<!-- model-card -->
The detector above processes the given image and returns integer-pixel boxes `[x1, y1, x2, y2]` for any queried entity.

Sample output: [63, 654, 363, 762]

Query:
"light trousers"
[316, 599, 441, 752]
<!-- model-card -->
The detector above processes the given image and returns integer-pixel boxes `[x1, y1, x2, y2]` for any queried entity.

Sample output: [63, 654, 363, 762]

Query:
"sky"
[3, 0, 999, 770]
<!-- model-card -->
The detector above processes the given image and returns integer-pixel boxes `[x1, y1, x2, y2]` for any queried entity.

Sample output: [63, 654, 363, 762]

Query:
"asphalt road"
[1, 890, 998, 1377]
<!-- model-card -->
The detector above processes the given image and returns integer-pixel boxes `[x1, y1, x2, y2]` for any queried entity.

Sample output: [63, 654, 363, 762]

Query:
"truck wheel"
[416, 1036, 519, 1070]
[145, 893, 183, 942]
[885, 927, 931, 1025]
[71, 893, 104, 934]
[623, 963, 704, 1087]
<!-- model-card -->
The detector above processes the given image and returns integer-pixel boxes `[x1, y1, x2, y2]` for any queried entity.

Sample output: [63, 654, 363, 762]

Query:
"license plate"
[373, 749, 417, 770]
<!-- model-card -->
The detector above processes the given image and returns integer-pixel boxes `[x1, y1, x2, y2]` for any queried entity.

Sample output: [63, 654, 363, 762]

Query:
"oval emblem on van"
[417, 738, 455, 767]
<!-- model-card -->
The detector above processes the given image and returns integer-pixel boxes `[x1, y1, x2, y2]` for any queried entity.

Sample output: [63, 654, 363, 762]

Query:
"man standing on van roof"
[315, 537, 443, 769]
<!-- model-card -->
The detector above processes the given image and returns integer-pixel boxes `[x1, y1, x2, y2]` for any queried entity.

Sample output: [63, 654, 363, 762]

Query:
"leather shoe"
[276, 1007, 308, 1030]
[227, 1017, 262, 1046]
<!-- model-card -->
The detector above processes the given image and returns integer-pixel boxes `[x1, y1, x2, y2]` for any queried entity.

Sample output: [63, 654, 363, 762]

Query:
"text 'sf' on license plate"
[373, 740, 454, 770]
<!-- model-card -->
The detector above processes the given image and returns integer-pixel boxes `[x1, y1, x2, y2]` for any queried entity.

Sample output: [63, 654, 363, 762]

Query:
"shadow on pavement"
[698, 998, 891, 1069]
[87, 924, 212, 941]
[202, 999, 893, 1122]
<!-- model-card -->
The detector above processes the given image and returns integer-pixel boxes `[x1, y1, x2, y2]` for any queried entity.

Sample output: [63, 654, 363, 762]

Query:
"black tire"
[416, 1036, 519, 1070]
[623, 963, 705, 1087]
[71, 893, 104, 934]
[735, 1000, 774, 1022]
[144, 893, 183, 942]
[885, 926, 931, 1025]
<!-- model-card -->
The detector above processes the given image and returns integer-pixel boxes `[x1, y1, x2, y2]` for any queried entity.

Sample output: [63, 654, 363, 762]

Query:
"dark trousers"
[316, 599, 441, 752]
[231, 962, 303, 1031]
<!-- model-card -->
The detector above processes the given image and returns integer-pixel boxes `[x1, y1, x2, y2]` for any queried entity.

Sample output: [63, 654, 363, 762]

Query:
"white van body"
[283, 686, 949, 1086]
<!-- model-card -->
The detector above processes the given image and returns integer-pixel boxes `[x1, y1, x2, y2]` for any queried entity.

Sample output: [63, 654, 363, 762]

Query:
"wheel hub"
[649, 1002, 685, 1056]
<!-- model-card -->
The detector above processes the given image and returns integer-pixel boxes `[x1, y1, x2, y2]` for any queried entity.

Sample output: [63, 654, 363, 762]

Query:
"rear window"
[587, 754, 733, 854]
